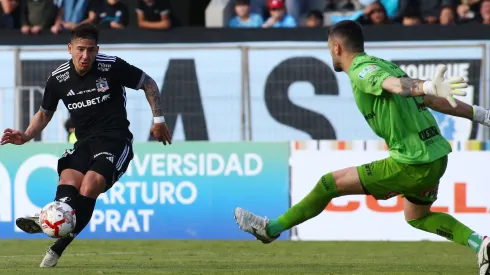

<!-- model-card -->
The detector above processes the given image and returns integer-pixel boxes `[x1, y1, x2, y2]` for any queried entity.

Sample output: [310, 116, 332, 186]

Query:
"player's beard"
[333, 60, 343, 72]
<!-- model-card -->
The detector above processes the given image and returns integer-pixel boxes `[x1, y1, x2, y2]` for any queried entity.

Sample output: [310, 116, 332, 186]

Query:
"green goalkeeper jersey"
[347, 53, 451, 164]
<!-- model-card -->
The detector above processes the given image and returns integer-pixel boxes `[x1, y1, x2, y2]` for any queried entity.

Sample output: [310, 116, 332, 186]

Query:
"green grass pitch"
[0, 240, 478, 274]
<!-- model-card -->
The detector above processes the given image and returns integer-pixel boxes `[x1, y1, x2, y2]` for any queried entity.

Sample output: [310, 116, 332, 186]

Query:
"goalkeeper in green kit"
[234, 20, 490, 274]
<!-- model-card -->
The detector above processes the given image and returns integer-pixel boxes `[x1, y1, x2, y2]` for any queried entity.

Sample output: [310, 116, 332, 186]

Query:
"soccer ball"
[39, 201, 76, 238]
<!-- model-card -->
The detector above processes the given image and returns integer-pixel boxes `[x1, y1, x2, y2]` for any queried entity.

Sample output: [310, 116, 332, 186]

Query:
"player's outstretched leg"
[404, 199, 490, 274]
[235, 168, 363, 243]
[42, 171, 101, 267]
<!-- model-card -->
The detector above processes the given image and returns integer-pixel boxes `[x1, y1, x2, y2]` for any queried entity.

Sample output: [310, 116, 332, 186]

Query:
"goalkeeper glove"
[422, 64, 468, 108]
[473, 105, 490, 127]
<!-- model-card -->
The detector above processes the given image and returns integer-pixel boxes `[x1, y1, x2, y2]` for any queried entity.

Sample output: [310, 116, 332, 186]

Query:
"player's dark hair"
[328, 20, 364, 53]
[71, 23, 99, 44]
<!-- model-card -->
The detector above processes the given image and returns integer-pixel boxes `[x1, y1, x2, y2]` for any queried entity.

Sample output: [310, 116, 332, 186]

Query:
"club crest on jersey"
[358, 65, 379, 79]
[96, 78, 109, 92]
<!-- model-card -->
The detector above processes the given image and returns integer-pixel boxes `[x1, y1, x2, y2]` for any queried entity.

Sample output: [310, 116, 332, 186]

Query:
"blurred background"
[0, 0, 489, 243]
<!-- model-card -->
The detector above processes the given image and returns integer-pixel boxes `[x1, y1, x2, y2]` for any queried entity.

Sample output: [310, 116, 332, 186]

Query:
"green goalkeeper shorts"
[357, 155, 448, 205]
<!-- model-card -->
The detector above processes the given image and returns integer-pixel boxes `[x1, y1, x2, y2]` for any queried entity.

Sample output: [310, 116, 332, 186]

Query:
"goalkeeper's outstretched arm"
[423, 95, 490, 126]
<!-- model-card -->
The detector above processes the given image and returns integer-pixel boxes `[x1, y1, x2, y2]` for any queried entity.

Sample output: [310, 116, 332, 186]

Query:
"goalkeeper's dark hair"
[71, 23, 99, 44]
[328, 20, 364, 53]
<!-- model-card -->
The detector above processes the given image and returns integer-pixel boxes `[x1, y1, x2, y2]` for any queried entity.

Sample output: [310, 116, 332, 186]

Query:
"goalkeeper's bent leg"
[408, 212, 484, 253]
[266, 172, 339, 237]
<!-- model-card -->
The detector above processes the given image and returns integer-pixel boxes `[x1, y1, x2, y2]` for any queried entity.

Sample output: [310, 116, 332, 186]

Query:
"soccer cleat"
[40, 249, 60, 268]
[234, 207, 279, 244]
[16, 213, 42, 234]
[478, 236, 490, 274]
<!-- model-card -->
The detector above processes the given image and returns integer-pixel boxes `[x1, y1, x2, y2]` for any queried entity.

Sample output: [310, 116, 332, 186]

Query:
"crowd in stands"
[0, 0, 171, 34]
[0, 0, 489, 34]
[229, 0, 490, 27]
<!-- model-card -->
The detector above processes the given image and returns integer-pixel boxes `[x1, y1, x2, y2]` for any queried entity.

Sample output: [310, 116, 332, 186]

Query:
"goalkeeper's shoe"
[40, 249, 60, 268]
[16, 213, 42, 234]
[478, 236, 490, 275]
[234, 207, 279, 244]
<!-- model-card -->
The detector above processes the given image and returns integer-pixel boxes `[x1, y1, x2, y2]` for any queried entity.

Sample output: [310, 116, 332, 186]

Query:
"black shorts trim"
[405, 196, 433, 205]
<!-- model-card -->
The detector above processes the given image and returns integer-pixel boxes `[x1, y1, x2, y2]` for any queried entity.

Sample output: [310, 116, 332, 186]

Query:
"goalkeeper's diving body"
[234, 20, 490, 274]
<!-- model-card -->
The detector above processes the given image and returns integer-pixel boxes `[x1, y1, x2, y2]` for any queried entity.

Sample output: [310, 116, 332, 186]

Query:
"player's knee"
[79, 171, 106, 199]
[58, 169, 84, 190]
[317, 173, 339, 197]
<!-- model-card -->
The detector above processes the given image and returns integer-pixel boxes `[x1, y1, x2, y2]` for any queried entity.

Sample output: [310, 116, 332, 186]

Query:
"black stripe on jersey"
[51, 62, 70, 76]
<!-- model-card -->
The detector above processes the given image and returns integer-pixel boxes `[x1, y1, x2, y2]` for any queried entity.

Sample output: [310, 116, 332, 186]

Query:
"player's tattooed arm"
[141, 74, 164, 117]
[382, 77, 426, 97]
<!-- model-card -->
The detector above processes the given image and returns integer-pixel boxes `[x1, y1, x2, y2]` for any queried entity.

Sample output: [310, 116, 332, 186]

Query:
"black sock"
[50, 236, 75, 256]
[50, 195, 97, 256]
[54, 185, 79, 210]
[73, 195, 97, 234]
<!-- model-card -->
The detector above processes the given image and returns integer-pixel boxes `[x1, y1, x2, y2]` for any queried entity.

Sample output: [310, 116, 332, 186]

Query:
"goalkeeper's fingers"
[447, 76, 466, 84]
[450, 82, 468, 89]
[451, 89, 467, 96]
[433, 64, 447, 83]
[447, 96, 458, 108]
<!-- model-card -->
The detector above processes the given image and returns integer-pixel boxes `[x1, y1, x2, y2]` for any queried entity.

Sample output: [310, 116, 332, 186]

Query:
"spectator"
[262, 0, 297, 28]
[21, 0, 63, 35]
[357, 1, 391, 25]
[136, 0, 171, 30]
[304, 10, 323, 27]
[396, 0, 454, 24]
[64, 118, 77, 144]
[0, 0, 20, 29]
[478, 0, 490, 24]
[439, 5, 457, 25]
[359, 0, 399, 18]
[229, 0, 263, 28]
[81, 0, 129, 29]
[60, 0, 89, 31]
[402, 7, 423, 26]
[457, 0, 479, 21]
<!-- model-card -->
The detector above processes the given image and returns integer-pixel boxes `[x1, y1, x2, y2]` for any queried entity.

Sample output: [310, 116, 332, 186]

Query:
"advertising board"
[290, 148, 490, 241]
[0, 142, 290, 240]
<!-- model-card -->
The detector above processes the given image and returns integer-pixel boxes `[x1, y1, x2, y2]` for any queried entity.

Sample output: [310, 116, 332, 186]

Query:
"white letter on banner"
[90, 210, 104, 232]
[138, 209, 154, 232]
[183, 154, 197, 176]
[207, 153, 224, 176]
[142, 182, 158, 205]
[0, 162, 12, 222]
[152, 154, 165, 176]
[121, 210, 140, 232]
[245, 153, 263, 176]
[224, 154, 243, 176]
[106, 210, 121, 232]
[167, 153, 182, 176]
[110, 182, 126, 204]
[14, 154, 58, 232]
[176, 181, 197, 205]
[134, 154, 150, 176]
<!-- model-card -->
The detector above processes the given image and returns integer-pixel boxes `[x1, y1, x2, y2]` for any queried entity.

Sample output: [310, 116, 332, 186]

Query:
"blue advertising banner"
[0, 142, 290, 240]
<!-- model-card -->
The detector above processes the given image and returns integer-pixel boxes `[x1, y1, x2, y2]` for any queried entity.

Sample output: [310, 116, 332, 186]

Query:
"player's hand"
[423, 64, 468, 108]
[0, 129, 29, 146]
[150, 123, 172, 145]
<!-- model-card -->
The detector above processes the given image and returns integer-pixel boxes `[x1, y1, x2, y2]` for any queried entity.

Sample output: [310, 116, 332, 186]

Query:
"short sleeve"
[160, 0, 170, 15]
[112, 57, 146, 90]
[352, 64, 392, 96]
[40, 76, 60, 112]
[136, 0, 144, 13]
[284, 16, 297, 27]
